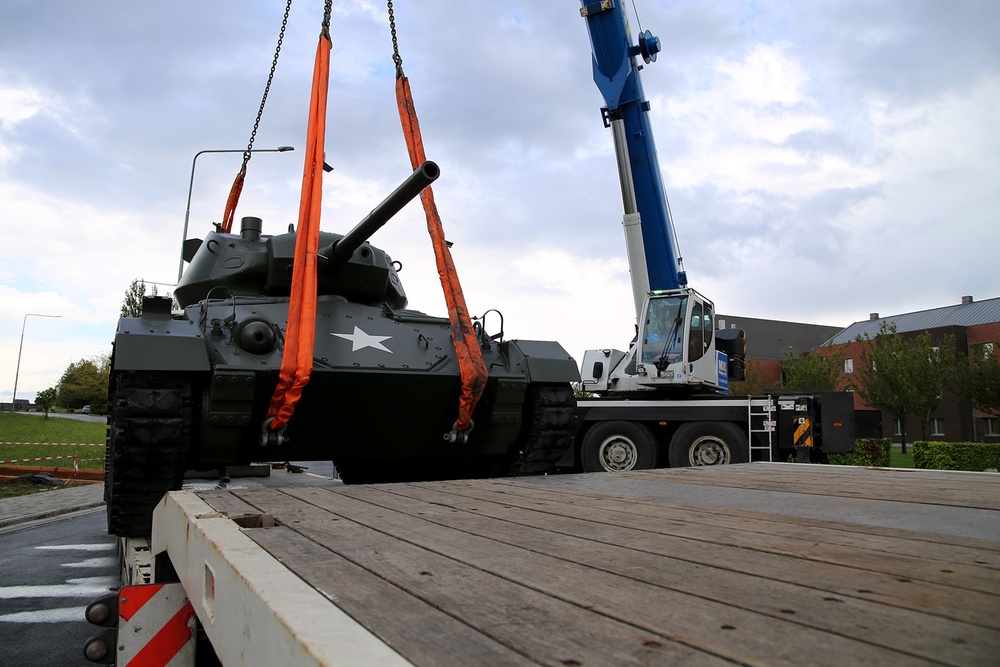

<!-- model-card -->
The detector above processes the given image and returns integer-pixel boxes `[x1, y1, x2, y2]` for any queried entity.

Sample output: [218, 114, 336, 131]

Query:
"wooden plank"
[233, 488, 732, 667]
[329, 483, 998, 667]
[261, 486, 942, 666]
[396, 479, 1000, 629]
[496, 477, 1000, 565]
[464, 479, 1000, 595]
[245, 525, 537, 667]
[198, 490, 263, 518]
[631, 464, 1000, 510]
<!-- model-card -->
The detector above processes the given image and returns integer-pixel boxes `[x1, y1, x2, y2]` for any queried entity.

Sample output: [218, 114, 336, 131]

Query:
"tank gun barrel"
[330, 161, 440, 260]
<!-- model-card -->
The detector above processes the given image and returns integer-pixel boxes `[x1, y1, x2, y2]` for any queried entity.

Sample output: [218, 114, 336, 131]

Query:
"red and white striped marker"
[118, 583, 196, 666]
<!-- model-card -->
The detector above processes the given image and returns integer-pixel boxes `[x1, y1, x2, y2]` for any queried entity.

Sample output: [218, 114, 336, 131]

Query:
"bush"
[912, 441, 1000, 471]
[827, 438, 892, 467]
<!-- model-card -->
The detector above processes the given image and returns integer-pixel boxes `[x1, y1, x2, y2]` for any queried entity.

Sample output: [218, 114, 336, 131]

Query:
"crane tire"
[668, 421, 748, 468]
[580, 421, 658, 472]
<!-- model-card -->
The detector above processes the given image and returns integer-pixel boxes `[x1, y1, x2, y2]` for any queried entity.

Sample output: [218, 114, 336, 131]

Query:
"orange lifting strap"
[266, 25, 331, 430]
[220, 168, 245, 234]
[395, 72, 488, 432]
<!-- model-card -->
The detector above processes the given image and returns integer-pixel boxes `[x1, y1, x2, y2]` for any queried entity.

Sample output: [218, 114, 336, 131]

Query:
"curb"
[0, 499, 106, 529]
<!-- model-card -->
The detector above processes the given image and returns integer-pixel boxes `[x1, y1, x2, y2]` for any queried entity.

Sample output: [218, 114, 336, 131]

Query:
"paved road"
[0, 460, 337, 664]
[0, 509, 116, 667]
[25, 412, 107, 424]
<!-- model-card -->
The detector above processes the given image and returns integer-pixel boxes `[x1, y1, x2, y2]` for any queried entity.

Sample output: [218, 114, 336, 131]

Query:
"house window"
[985, 418, 999, 436]
[931, 418, 945, 436]
[983, 342, 995, 359]
[893, 418, 902, 436]
[844, 358, 854, 374]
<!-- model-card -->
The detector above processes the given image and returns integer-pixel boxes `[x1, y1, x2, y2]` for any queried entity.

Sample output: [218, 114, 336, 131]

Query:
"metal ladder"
[747, 397, 775, 462]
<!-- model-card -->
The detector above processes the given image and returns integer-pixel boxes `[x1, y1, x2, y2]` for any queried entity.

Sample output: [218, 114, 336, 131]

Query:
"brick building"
[824, 296, 1000, 444]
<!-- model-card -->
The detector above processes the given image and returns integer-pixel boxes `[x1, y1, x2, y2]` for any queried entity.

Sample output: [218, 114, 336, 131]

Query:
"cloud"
[0, 0, 997, 401]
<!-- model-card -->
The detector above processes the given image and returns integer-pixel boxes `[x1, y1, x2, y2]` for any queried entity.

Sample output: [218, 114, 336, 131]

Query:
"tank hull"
[106, 294, 579, 536]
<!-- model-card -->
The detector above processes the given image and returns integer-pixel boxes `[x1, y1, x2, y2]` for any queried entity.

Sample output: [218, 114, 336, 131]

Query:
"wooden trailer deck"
[154, 463, 1000, 666]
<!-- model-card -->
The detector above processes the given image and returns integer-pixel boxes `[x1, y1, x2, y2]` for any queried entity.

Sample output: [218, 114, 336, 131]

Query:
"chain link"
[241, 0, 294, 170]
[322, 0, 332, 38]
[387, 0, 403, 78]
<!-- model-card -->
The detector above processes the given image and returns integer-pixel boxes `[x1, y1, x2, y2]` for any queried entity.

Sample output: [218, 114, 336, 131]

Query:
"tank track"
[337, 383, 578, 484]
[506, 383, 579, 476]
[105, 372, 192, 538]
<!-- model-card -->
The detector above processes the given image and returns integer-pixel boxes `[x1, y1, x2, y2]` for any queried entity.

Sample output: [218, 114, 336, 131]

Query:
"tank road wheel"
[105, 372, 192, 537]
[507, 384, 579, 476]
[580, 421, 659, 472]
[668, 422, 748, 468]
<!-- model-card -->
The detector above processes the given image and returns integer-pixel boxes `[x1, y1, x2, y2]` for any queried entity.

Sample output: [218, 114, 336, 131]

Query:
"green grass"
[890, 447, 916, 469]
[0, 413, 105, 471]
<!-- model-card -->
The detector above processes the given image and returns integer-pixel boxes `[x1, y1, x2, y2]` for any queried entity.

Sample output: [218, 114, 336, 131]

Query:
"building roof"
[717, 314, 843, 359]
[824, 296, 1000, 345]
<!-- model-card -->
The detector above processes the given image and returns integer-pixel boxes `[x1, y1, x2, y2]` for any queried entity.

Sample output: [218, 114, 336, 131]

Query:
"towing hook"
[444, 419, 474, 445]
[260, 417, 289, 447]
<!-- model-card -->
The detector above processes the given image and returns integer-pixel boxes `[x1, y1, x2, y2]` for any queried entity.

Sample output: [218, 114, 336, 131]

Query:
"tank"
[105, 162, 580, 537]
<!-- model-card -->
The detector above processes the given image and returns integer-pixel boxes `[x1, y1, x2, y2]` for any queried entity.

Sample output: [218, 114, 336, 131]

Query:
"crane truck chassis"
[565, 390, 857, 473]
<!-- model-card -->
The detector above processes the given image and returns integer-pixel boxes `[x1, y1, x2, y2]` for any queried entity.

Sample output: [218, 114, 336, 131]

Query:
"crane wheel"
[580, 421, 659, 472]
[668, 422, 748, 468]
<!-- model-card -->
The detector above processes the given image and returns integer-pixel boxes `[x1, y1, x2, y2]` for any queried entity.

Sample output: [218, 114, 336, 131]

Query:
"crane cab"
[581, 288, 743, 394]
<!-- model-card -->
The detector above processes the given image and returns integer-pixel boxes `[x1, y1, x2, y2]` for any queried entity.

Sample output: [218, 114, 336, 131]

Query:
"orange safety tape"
[0, 442, 104, 446]
[220, 167, 247, 234]
[0, 455, 83, 464]
[395, 73, 488, 431]
[266, 33, 331, 430]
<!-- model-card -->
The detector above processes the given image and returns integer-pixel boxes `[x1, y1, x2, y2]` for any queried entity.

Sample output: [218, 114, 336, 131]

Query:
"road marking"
[0, 583, 114, 598]
[36, 543, 115, 551]
[0, 605, 88, 623]
[62, 556, 118, 569]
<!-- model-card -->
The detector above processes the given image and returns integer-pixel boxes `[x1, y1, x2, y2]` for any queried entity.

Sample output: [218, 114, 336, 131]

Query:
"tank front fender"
[506, 340, 580, 384]
[113, 317, 211, 371]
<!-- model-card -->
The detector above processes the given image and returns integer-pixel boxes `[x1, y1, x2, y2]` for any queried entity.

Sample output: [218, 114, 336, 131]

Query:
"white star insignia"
[332, 326, 393, 353]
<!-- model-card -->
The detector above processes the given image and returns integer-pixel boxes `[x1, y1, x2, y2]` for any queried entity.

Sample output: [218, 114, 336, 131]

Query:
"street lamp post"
[10, 313, 61, 412]
[177, 146, 295, 283]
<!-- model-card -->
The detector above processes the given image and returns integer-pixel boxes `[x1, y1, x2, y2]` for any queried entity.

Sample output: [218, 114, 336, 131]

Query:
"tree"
[853, 322, 915, 453]
[121, 279, 157, 318]
[728, 357, 770, 396]
[956, 341, 1000, 418]
[34, 387, 58, 418]
[908, 331, 957, 441]
[782, 347, 847, 392]
[852, 322, 958, 453]
[57, 354, 111, 412]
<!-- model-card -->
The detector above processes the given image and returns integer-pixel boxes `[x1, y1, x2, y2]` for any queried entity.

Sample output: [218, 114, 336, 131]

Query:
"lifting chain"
[238, 0, 294, 175]
[387, 0, 403, 78]
[322, 0, 332, 37]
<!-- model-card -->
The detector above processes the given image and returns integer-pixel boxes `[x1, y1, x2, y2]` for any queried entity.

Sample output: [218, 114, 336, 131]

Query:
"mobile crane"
[571, 1, 855, 471]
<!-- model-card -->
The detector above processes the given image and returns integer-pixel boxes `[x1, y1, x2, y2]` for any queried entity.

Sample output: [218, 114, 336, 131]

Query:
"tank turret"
[174, 161, 439, 309]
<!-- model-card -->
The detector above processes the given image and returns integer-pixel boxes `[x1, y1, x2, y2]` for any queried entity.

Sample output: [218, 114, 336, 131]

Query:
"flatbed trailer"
[129, 463, 1000, 666]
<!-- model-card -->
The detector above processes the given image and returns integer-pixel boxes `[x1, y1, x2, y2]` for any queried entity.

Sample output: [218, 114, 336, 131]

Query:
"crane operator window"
[688, 300, 714, 362]
[642, 295, 686, 365]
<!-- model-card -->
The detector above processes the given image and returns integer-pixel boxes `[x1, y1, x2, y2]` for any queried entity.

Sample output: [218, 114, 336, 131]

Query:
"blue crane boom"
[580, 0, 686, 294]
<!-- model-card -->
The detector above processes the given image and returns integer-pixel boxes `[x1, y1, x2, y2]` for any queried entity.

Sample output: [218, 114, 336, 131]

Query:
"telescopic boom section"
[580, 1, 687, 292]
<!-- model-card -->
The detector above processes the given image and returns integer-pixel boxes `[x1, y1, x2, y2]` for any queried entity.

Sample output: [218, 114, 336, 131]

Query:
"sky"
[1, 0, 998, 402]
